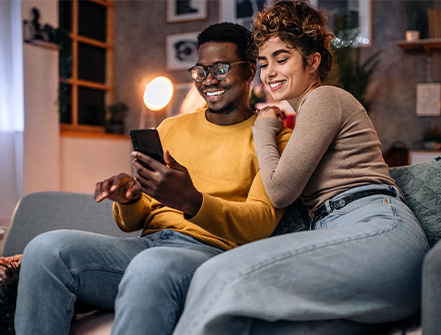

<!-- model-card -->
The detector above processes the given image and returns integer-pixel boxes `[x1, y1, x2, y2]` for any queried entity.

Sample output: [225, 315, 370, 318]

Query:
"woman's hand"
[255, 105, 284, 124]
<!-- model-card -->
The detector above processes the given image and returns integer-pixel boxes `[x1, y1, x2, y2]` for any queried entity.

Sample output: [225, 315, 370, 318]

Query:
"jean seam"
[166, 272, 195, 335]
[186, 218, 400, 333]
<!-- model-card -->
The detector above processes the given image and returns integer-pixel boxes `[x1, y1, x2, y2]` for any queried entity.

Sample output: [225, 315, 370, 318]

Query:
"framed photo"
[166, 32, 198, 71]
[166, 0, 208, 23]
[166, 83, 206, 117]
[219, 0, 270, 30]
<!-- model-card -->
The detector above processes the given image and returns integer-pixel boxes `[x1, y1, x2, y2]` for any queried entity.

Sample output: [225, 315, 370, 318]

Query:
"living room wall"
[114, 0, 441, 152]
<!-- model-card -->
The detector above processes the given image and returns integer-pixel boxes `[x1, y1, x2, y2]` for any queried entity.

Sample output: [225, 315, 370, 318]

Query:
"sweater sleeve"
[252, 88, 342, 208]
[188, 127, 292, 245]
[113, 193, 152, 232]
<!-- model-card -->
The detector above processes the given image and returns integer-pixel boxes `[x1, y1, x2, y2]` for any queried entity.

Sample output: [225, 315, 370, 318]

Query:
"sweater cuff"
[187, 193, 218, 228]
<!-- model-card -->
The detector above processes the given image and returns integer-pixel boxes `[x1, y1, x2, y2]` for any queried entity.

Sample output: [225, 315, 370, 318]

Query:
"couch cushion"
[389, 157, 441, 247]
[272, 157, 441, 248]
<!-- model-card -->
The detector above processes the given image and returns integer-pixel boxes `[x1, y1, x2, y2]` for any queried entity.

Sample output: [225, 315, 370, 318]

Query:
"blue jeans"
[173, 184, 429, 335]
[15, 229, 223, 335]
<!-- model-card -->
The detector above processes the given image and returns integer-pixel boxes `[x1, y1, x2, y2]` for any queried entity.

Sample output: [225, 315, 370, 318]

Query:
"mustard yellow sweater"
[113, 108, 292, 250]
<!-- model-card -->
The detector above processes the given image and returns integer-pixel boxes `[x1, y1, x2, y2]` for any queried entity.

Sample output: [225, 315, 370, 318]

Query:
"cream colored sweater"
[113, 108, 292, 250]
[252, 86, 396, 215]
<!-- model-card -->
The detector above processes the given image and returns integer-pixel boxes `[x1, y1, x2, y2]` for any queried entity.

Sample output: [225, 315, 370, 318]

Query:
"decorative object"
[141, 76, 174, 129]
[428, 8, 441, 39]
[403, 0, 427, 41]
[105, 102, 128, 134]
[219, 0, 269, 30]
[330, 14, 381, 110]
[166, 32, 198, 71]
[416, 83, 441, 117]
[166, 0, 207, 23]
[421, 127, 441, 150]
[23, 7, 58, 48]
[311, 0, 372, 47]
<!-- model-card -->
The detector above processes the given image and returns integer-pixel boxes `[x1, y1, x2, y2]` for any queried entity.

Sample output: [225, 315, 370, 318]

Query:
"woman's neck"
[288, 81, 321, 112]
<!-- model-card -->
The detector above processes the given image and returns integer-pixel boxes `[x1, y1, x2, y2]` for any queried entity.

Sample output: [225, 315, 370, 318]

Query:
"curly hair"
[253, 0, 334, 82]
[197, 22, 257, 64]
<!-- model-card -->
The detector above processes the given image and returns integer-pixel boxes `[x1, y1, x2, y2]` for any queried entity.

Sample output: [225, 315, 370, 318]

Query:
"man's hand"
[94, 173, 142, 204]
[132, 150, 203, 217]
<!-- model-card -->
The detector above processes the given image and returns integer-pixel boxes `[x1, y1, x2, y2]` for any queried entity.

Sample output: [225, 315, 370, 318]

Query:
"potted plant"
[403, 1, 427, 41]
[105, 102, 128, 134]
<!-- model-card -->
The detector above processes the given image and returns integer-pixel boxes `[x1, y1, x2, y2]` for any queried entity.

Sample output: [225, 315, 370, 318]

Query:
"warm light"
[143, 76, 174, 111]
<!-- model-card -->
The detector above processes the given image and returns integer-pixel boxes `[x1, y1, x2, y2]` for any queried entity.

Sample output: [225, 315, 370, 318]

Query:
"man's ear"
[248, 63, 257, 81]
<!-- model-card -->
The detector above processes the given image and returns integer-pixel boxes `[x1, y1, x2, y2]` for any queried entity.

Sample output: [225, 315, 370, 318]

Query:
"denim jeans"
[173, 184, 429, 335]
[15, 229, 223, 335]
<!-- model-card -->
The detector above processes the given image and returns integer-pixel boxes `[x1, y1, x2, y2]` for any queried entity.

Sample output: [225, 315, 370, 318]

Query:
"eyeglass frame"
[188, 61, 250, 82]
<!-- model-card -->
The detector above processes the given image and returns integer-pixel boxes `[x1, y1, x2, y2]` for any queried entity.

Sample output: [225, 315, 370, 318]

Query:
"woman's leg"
[174, 189, 428, 335]
[15, 230, 147, 335]
[111, 230, 223, 335]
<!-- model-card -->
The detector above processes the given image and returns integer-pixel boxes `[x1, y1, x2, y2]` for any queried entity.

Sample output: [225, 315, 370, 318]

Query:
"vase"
[405, 30, 420, 42]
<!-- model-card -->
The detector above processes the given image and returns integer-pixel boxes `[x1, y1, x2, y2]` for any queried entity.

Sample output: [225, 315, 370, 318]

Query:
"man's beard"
[208, 101, 235, 114]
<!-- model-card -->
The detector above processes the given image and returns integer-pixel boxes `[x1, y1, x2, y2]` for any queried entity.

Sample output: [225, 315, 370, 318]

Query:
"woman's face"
[258, 36, 318, 103]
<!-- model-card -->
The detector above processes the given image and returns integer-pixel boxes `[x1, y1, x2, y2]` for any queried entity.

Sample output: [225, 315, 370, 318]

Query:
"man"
[15, 22, 291, 335]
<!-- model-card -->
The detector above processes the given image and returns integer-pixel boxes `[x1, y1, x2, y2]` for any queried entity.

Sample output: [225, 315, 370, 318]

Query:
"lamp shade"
[143, 76, 174, 111]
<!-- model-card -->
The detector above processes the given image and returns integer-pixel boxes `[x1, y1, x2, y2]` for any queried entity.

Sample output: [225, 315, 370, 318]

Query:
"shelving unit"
[397, 38, 441, 83]
[24, 39, 58, 51]
[396, 38, 441, 53]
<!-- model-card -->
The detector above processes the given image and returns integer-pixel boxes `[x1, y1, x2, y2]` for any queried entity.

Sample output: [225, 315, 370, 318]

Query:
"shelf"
[396, 38, 441, 53]
[24, 39, 58, 51]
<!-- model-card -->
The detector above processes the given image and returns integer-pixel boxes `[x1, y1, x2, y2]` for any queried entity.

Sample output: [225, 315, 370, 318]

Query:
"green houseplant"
[403, 0, 428, 41]
[105, 102, 128, 134]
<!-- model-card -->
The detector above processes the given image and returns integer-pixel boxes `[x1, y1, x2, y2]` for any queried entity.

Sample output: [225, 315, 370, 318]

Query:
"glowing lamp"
[140, 76, 174, 128]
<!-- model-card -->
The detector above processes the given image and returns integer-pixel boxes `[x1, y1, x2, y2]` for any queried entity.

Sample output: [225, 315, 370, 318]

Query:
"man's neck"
[205, 108, 254, 126]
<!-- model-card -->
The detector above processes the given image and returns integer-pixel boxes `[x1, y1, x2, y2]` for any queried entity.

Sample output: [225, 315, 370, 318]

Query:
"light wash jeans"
[173, 184, 429, 335]
[15, 229, 223, 335]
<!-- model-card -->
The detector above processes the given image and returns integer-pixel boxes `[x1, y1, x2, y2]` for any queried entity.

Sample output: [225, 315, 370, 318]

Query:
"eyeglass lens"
[190, 63, 229, 82]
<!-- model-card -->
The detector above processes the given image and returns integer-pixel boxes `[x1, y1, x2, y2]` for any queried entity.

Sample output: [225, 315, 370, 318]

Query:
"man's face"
[194, 42, 251, 114]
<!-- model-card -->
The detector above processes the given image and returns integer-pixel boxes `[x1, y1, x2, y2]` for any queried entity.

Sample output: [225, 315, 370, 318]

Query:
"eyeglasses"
[188, 61, 249, 82]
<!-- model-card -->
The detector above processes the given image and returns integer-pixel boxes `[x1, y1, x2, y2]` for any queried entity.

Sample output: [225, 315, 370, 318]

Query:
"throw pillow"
[0, 254, 22, 335]
[389, 157, 441, 247]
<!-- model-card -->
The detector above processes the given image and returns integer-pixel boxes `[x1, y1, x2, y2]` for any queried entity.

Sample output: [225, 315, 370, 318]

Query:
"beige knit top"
[252, 86, 396, 216]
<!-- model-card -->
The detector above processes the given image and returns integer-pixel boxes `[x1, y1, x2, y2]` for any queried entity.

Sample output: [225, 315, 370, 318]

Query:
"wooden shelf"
[397, 38, 441, 53]
[24, 39, 59, 51]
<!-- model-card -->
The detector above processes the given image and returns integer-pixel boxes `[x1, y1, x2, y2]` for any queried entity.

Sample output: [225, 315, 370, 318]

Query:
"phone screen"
[130, 129, 165, 165]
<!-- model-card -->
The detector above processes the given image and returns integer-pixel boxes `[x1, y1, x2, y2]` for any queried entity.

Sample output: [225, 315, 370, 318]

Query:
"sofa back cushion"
[273, 157, 441, 248]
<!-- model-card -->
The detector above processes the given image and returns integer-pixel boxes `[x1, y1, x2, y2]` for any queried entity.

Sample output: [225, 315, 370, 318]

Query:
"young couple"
[15, 1, 427, 335]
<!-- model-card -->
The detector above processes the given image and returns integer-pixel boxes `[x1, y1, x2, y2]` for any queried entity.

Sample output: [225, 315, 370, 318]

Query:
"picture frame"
[166, 0, 208, 23]
[166, 32, 199, 71]
[219, 0, 269, 30]
[219, 0, 371, 47]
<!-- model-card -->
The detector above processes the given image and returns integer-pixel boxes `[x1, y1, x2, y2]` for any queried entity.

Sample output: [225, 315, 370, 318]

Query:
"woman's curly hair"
[253, 0, 334, 82]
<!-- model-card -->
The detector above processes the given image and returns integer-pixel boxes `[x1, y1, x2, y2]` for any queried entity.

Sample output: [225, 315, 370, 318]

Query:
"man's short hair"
[197, 22, 257, 64]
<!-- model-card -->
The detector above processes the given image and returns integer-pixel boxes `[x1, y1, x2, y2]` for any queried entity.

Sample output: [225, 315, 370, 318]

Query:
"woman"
[173, 2, 428, 334]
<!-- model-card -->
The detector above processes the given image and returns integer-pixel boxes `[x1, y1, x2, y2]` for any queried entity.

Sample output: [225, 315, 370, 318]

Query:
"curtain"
[0, 0, 24, 224]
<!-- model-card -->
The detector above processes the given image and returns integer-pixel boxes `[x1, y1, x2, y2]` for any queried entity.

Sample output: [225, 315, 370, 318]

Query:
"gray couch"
[4, 158, 441, 334]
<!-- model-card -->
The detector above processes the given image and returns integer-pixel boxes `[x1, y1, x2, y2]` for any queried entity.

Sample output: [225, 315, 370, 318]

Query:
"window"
[58, 0, 113, 133]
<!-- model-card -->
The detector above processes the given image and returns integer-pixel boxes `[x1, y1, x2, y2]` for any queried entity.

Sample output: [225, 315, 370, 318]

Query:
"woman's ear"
[308, 52, 321, 73]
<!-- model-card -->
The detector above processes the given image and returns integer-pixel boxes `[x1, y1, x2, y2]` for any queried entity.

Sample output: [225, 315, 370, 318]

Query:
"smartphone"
[130, 129, 165, 166]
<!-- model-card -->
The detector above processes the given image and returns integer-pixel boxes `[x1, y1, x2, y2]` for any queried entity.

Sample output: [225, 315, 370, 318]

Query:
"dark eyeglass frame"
[188, 61, 250, 82]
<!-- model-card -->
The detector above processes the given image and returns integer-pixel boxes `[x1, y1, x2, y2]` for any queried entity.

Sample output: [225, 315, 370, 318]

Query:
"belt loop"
[324, 199, 332, 213]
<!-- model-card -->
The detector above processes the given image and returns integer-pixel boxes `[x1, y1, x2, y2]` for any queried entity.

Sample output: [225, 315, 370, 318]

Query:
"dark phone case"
[130, 129, 165, 165]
